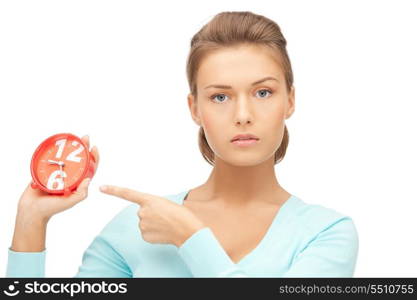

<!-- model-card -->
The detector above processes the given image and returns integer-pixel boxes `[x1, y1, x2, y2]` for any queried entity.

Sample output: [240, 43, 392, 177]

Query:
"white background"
[1, 0, 416, 277]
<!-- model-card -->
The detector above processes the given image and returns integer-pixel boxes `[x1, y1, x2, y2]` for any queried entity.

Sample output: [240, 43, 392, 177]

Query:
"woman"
[6, 11, 358, 277]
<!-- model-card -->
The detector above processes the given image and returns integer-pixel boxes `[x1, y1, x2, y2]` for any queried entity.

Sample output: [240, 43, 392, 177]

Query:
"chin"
[217, 152, 271, 167]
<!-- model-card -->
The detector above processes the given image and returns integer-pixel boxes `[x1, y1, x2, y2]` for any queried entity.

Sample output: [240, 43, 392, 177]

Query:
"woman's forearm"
[10, 210, 48, 252]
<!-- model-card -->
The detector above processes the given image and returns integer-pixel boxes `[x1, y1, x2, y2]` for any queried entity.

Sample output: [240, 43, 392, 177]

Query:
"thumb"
[66, 177, 91, 206]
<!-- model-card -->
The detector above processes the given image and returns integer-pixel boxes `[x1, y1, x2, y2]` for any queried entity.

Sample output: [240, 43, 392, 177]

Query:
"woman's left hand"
[99, 185, 206, 247]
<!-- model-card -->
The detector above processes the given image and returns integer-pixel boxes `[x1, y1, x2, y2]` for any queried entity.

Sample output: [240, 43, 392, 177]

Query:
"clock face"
[32, 134, 88, 192]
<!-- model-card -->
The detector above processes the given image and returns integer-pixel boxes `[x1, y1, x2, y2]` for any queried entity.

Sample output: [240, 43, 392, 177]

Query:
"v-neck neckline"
[178, 189, 296, 266]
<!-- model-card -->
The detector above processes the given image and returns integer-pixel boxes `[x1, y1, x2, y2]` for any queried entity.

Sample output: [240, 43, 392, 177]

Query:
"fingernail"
[100, 185, 107, 192]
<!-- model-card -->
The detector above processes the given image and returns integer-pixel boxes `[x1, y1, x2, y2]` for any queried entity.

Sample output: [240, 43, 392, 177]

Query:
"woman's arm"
[6, 212, 48, 277]
[177, 227, 250, 277]
[6, 238, 132, 278]
[74, 235, 132, 277]
[6, 249, 46, 277]
[281, 217, 359, 277]
[177, 217, 359, 277]
[7, 206, 134, 278]
[6, 135, 101, 277]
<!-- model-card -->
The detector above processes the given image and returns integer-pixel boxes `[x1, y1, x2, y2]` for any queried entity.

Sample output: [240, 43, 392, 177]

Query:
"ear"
[187, 93, 202, 126]
[285, 86, 295, 119]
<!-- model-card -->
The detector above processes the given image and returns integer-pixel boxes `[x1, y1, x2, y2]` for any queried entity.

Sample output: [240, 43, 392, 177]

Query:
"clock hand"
[48, 159, 65, 166]
[48, 159, 66, 187]
[59, 164, 64, 183]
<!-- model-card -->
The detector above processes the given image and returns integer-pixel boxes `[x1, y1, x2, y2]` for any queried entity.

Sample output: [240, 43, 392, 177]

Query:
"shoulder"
[287, 195, 359, 249]
[282, 195, 359, 276]
[289, 195, 358, 233]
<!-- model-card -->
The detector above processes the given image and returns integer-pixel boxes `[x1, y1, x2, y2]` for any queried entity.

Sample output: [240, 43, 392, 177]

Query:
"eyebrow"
[204, 76, 279, 89]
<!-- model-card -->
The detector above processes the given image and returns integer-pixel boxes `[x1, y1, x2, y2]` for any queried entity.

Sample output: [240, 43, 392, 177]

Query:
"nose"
[234, 96, 253, 125]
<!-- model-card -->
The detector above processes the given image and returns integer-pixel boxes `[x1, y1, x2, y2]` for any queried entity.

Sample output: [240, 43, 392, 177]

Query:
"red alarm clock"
[30, 133, 96, 196]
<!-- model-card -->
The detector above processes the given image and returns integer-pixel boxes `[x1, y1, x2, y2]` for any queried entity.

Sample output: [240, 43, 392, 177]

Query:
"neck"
[200, 156, 290, 206]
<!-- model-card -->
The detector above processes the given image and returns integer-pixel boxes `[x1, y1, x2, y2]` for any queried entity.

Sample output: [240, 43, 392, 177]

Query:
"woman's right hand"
[10, 135, 100, 252]
[16, 135, 100, 224]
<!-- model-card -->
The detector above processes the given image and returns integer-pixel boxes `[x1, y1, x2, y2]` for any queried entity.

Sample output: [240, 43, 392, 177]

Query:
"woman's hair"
[186, 11, 294, 166]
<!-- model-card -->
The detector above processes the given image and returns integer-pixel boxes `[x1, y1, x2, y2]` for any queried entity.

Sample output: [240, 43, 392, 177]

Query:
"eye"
[256, 89, 273, 98]
[209, 89, 273, 104]
[210, 93, 229, 103]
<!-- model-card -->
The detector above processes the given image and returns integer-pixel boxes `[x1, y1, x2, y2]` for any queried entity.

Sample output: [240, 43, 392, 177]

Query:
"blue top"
[6, 190, 359, 277]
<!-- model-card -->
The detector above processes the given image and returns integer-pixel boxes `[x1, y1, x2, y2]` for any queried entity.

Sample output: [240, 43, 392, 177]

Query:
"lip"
[231, 133, 260, 142]
[231, 139, 259, 147]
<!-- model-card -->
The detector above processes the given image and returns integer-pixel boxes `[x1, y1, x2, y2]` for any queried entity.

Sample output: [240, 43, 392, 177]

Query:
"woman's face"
[188, 44, 295, 167]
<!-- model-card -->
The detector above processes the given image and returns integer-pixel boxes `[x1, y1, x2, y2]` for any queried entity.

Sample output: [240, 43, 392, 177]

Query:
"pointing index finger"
[99, 185, 148, 205]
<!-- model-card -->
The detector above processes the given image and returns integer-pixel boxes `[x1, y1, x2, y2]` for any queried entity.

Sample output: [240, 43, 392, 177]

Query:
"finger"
[91, 145, 100, 168]
[27, 180, 46, 196]
[81, 135, 90, 150]
[25, 180, 38, 194]
[99, 185, 148, 205]
[66, 177, 91, 207]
